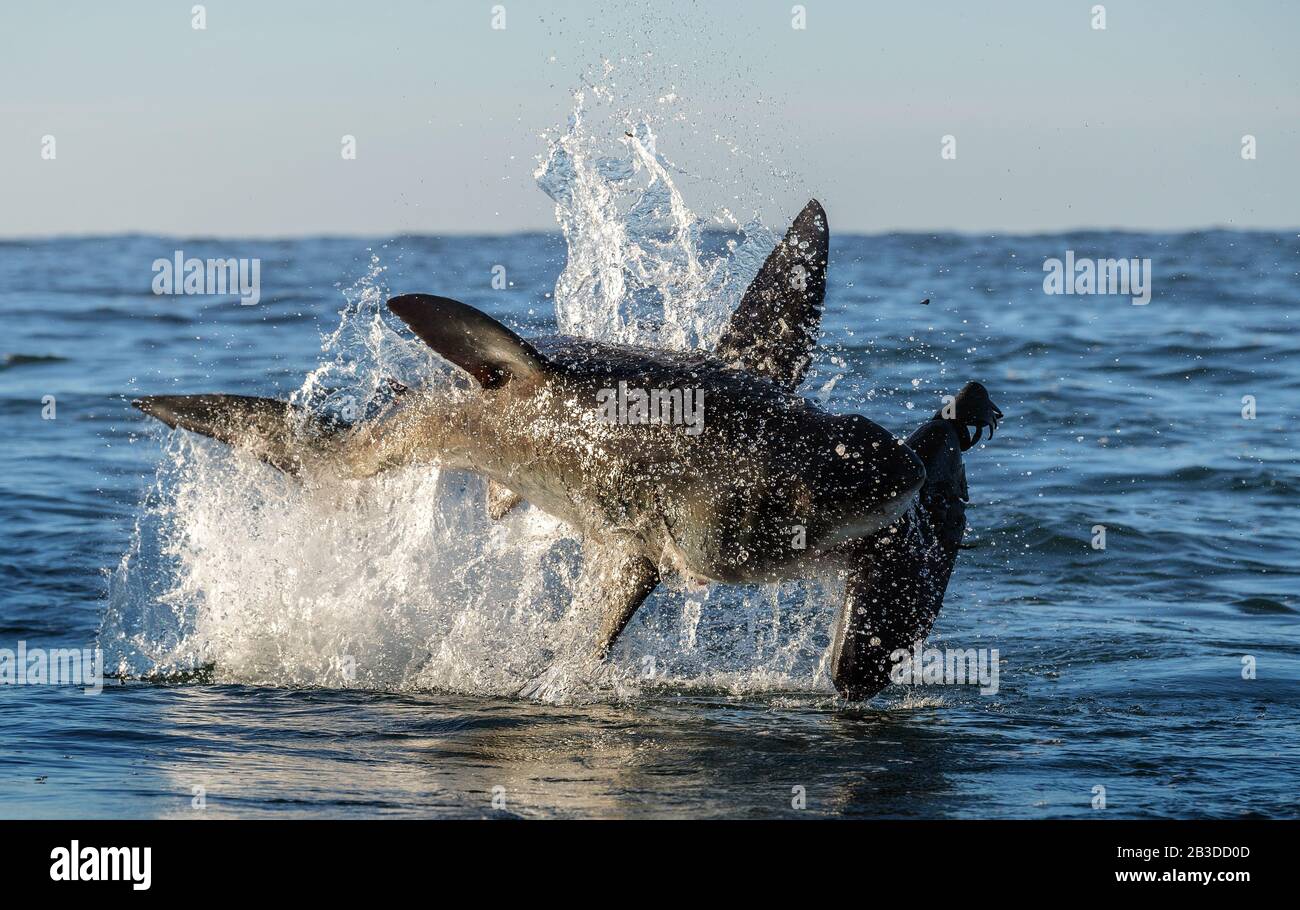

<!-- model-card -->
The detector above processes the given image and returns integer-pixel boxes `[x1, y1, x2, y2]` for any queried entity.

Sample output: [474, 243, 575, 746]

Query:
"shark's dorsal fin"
[388, 294, 549, 389]
[715, 199, 828, 390]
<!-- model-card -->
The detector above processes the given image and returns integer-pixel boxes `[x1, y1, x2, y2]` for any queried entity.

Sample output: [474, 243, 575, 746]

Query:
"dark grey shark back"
[531, 335, 805, 402]
[522, 333, 924, 579]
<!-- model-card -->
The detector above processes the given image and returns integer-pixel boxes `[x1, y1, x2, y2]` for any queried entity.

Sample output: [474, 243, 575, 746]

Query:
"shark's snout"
[866, 438, 926, 526]
[843, 413, 925, 493]
[811, 415, 924, 543]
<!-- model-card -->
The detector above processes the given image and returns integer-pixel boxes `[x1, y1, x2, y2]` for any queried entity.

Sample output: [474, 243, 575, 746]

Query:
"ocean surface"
[2, 219, 1298, 818]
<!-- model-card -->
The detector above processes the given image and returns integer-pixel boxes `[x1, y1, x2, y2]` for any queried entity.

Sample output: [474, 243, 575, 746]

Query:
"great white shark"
[133, 200, 1002, 700]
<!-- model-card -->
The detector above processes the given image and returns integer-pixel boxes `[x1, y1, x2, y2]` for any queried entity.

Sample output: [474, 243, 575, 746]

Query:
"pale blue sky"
[2, 0, 1297, 236]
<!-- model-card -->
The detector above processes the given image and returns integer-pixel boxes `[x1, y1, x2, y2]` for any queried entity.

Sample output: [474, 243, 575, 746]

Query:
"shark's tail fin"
[132, 394, 339, 474]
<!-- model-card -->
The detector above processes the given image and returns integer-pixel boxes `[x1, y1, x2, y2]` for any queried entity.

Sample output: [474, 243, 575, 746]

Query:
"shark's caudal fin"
[132, 394, 335, 474]
[388, 294, 550, 389]
[714, 198, 828, 390]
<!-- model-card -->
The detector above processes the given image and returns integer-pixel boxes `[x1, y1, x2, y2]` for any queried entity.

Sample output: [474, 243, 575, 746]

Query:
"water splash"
[536, 85, 778, 351]
[102, 86, 838, 703]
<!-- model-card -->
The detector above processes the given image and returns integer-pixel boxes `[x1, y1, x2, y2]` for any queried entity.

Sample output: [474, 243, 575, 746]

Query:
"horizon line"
[2, 224, 1297, 244]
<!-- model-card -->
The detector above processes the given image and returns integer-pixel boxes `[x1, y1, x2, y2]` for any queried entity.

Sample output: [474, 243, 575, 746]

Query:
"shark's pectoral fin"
[829, 518, 944, 701]
[487, 479, 525, 520]
[387, 294, 550, 389]
[582, 539, 660, 660]
[519, 538, 659, 700]
[715, 198, 828, 390]
[132, 394, 334, 474]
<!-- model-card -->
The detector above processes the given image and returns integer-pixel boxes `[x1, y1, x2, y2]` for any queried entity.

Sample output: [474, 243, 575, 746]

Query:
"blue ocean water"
[1, 229, 1297, 818]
